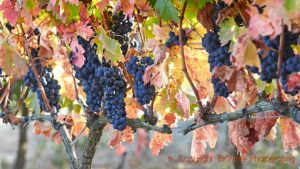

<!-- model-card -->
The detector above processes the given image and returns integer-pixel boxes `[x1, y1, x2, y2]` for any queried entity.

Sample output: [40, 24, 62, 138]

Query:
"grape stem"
[232, 0, 249, 27]
[179, 1, 205, 115]
[276, 24, 285, 102]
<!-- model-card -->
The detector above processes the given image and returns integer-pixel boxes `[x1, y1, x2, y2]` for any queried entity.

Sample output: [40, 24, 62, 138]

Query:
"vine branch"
[179, 0, 204, 115]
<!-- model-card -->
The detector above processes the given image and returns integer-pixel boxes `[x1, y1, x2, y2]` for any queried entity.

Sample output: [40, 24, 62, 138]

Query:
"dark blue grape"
[24, 52, 61, 112]
[126, 56, 155, 105]
[281, 55, 300, 95]
[202, 31, 231, 97]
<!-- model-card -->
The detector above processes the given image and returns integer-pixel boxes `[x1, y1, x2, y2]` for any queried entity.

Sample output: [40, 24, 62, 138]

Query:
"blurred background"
[0, 122, 299, 169]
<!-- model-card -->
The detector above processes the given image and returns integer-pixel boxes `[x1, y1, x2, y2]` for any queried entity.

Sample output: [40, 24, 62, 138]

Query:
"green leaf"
[95, 27, 123, 62]
[218, 17, 247, 45]
[284, 0, 300, 12]
[154, 0, 179, 22]
[64, 3, 79, 23]
[187, 0, 213, 10]
[25, 91, 41, 113]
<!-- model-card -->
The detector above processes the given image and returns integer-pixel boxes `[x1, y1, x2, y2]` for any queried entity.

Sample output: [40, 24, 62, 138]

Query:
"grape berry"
[126, 56, 155, 105]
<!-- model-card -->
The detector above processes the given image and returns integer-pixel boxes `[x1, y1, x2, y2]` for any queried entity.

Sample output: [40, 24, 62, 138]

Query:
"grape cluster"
[202, 31, 232, 97]
[69, 36, 103, 112]
[70, 36, 128, 131]
[259, 31, 300, 83]
[108, 11, 133, 55]
[96, 66, 127, 130]
[281, 56, 300, 95]
[165, 30, 188, 48]
[24, 49, 61, 111]
[126, 56, 155, 105]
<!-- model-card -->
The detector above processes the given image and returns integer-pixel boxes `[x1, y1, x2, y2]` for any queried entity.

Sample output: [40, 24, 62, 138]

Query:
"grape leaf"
[96, 27, 123, 62]
[120, 0, 134, 18]
[51, 131, 62, 144]
[191, 125, 217, 158]
[125, 98, 142, 119]
[284, 0, 300, 12]
[164, 113, 176, 126]
[70, 37, 86, 68]
[286, 72, 300, 91]
[279, 118, 300, 152]
[65, 0, 79, 5]
[187, 0, 213, 10]
[228, 120, 257, 158]
[231, 33, 260, 69]
[0, 0, 20, 26]
[33, 121, 52, 138]
[0, 43, 28, 79]
[109, 126, 134, 148]
[255, 112, 278, 138]
[97, 0, 110, 12]
[154, 0, 179, 22]
[149, 132, 172, 156]
[175, 91, 190, 118]
[218, 17, 247, 46]
[223, 0, 233, 5]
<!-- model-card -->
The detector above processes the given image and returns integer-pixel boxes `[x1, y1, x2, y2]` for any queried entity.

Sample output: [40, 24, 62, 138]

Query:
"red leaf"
[0, 0, 20, 26]
[286, 73, 300, 91]
[279, 118, 300, 152]
[120, 0, 134, 18]
[191, 125, 218, 158]
[115, 144, 126, 156]
[255, 112, 279, 138]
[164, 113, 176, 126]
[70, 38, 86, 68]
[228, 120, 258, 158]
[149, 132, 172, 156]
[77, 22, 94, 41]
[97, 0, 110, 13]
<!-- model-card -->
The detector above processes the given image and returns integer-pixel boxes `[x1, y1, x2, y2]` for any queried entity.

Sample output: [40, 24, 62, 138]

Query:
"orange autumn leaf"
[51, 131, 62, 145]
[164, 113, 176, 126]
[109, 126, 134, 148]
[33, 121, 52, 138]
[125, 98, 142, 118]
[149, 132, 172, 156]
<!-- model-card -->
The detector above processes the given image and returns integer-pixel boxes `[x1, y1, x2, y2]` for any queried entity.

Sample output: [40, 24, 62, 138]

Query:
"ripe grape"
[24, 49, 61, 111]
[108, 11, 133, 55]
[281, 55, 300, 95]
[126, 56, 155, 105]
[70, 36, 128, 130]
[164, 30, 188, 48]
[202, 31, 231, 97]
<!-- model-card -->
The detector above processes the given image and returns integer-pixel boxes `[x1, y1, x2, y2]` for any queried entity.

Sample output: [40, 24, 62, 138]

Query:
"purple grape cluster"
[70, 36, 128, 131]
[259, 30, 300, 83]
[69, 36, 104, 112]
[165, 30, 188, 48]
[96, 65, 127, 130]
[202, 31, 232, 97]
[24, 49, 61, 111]
[281, 55, 300, 95]
[126, 56, 155, 105]
[108, 11, 133, 55]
